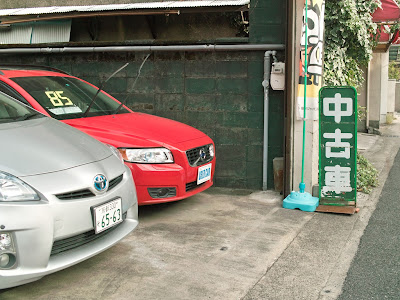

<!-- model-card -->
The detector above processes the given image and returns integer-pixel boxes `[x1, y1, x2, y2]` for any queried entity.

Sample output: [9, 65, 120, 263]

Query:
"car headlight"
[209, 144, 215, 158]
[118, 148, 174, 164]
[0, 171, 40, 201]
[106, 144, 124, 163]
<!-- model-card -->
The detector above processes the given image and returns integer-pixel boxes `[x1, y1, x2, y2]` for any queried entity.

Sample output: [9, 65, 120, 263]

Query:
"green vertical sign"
[319, 86, 357, 207]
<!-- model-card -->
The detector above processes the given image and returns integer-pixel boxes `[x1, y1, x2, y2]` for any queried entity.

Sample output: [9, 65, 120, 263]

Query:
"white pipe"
[0, 44, 285, 54]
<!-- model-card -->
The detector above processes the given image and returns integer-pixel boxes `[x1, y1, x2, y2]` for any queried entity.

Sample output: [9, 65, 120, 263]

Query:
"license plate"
[197, 163, 212, 185]
[93, 198, 123, 234]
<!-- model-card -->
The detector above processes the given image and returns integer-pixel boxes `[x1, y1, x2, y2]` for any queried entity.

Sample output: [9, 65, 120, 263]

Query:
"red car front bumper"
[126, 157, 215, 205]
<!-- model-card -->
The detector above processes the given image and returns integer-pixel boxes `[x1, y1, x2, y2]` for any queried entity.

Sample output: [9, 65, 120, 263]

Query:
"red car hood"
[63, 112, 207, 148]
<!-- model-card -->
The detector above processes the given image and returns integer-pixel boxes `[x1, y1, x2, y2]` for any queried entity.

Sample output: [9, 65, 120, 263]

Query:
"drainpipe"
[0, 44, 285, 54]
[262, 50, 277, 191]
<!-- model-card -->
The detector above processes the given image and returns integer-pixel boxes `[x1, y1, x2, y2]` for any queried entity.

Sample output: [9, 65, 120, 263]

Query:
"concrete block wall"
[3, 50, 284, 190]
[0, 0, 287, 190]
[249, 0, 286, 44]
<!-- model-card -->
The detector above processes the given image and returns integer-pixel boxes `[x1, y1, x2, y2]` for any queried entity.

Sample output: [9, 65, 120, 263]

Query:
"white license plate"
[93, 198, 123, 234]
[197, 163, 212, 185]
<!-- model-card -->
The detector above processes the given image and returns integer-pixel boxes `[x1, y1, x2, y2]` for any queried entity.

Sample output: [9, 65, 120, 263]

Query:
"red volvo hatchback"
[0, 65, 215, 205]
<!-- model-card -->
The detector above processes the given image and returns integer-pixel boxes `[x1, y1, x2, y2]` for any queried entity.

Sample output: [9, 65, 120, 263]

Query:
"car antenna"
[83, 62, 129, 117]
[112, 53, 151, 115]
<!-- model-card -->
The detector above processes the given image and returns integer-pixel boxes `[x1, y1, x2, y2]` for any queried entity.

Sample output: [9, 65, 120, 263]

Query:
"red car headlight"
[118, 148, 174, 164]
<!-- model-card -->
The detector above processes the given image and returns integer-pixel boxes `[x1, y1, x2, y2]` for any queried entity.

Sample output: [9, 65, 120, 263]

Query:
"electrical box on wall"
[270, 62, 285, 91]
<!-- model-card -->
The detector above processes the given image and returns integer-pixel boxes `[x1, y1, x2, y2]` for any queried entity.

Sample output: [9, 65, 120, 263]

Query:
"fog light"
[148, 187, 176, 199]
[0, 253, 16, 269]
[0, 253, 9, 267]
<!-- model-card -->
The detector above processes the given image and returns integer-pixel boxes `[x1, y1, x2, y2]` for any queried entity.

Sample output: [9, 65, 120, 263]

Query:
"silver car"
[0, 92, 138, 289]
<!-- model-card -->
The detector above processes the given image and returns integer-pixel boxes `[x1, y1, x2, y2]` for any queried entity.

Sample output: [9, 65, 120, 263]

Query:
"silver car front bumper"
[0, 156, 138, 289]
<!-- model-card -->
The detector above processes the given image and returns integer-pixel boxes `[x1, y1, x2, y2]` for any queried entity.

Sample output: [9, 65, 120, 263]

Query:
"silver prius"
[0, 92, 138, 289]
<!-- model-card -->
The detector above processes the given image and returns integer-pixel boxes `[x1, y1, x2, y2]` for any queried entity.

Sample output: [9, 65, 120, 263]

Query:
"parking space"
[0, 188, 312, 300]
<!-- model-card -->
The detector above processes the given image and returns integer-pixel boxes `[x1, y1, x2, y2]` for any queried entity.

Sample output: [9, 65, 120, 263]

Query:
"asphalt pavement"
[1, 118, 400, 300]
[338, 139, 400, 299]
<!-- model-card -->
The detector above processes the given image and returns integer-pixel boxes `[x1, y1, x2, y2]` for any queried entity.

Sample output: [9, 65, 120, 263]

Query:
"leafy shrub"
[357, 152, 379, 193]
[324, 0, 380, 88]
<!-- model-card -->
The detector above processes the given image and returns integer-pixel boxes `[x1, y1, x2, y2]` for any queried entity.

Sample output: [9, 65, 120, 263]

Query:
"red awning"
[372, 0, 400, 23]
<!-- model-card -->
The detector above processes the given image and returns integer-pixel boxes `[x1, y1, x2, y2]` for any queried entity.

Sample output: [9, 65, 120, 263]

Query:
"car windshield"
[10, 76, 129, 120]
[0, 92, 43, 123]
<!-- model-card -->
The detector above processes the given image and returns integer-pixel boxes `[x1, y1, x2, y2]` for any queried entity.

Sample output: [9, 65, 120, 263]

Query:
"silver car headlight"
[119, 148, 174, 164]
[106, 144, 124, 163]
[0, 171, 40, 201]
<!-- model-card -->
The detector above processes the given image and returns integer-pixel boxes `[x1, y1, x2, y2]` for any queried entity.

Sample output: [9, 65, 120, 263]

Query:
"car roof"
[0, 65, 70, 78]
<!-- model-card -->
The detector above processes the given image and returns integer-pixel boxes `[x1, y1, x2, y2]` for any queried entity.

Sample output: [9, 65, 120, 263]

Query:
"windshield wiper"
[15, 112, 41, 121]
[82, 62, 129, 118]
[112, 53, 151, 115]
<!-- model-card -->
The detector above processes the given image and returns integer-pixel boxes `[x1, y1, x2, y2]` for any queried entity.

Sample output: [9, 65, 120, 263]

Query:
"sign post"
[318, 86, 357, 214]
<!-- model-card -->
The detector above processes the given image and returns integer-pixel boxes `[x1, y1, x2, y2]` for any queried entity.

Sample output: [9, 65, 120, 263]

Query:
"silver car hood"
[0, 117, 112, 177]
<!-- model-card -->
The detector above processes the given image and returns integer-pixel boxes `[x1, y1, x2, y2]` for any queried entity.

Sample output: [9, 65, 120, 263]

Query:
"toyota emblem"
[93, 174, 108, 194]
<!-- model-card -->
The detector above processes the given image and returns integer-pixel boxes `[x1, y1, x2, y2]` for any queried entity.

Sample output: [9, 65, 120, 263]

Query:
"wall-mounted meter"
[270, 62, 285, 91]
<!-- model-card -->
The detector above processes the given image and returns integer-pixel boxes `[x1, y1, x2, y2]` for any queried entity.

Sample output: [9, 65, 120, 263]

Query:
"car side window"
[0, 82, 31, 106]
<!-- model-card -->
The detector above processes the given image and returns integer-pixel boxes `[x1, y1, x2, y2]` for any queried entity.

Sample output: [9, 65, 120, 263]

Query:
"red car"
[0, 65, 215, 205]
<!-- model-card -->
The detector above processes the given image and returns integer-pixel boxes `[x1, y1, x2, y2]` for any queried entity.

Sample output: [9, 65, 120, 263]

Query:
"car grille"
[55, 174, 123, 200]
[108, 174, 123, 191]
[186, 144, 213, 167]
[56, 189, 95, 200]
[50, 213, 127, 256]
[185, 181, 205, 192]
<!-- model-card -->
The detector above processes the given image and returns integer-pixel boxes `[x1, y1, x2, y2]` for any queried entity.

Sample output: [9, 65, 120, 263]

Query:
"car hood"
[63, 112, 207, 148]
[0, 117, 111, 177]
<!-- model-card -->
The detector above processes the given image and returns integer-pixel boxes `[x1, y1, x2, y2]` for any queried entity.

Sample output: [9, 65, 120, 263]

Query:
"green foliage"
[323, 1, 382, 194]
[389, 61, 400, 80]
[357, 104, 367, 121]
[324, 0, 381, 88]
[357, 152, 379, 193]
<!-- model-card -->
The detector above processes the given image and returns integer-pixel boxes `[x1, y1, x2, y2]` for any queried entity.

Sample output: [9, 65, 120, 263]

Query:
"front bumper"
[132, 165, 215, 205]
[130, 162, 214, 205]
[126, 137, 216, 205]
[0, 157, 138, 289]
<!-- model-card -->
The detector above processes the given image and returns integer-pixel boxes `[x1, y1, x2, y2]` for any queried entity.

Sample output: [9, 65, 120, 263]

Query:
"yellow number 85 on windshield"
[45, 91, 73, 107]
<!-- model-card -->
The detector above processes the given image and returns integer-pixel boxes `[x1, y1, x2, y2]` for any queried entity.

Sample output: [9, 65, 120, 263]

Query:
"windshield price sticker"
[49, 106, 82, 115]
[45, 91, 73, 107]
[93, 198, 123, 234]
[197, 163, 212, 185]
[319, 87, 357, 207]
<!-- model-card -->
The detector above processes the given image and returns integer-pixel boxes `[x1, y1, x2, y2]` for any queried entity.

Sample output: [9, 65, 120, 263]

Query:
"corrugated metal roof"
[0, 20, 71, 44]
[0, 1, 249, 16]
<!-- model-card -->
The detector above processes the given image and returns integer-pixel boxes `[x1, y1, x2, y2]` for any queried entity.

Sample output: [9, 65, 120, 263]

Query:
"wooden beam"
[0, 10, 181, 25]
[316, 205, 358, 215]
